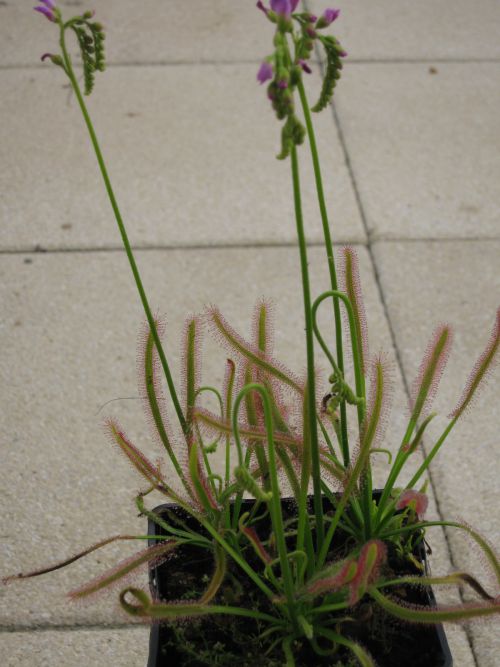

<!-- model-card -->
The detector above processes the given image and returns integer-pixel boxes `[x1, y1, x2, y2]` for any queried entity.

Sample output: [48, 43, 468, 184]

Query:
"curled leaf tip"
[396, 489, 428, 519]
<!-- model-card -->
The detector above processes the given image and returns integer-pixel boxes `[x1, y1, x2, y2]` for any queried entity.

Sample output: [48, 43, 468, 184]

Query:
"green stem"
[290, 145, 324, 552]
[297, 79, 349, 466]
[407, 417, 457, 489]
[312, 291, 366, 429]
[375, 418, 458, 534]
[59, 26, 187, 436]
[232, 384, 298, 628]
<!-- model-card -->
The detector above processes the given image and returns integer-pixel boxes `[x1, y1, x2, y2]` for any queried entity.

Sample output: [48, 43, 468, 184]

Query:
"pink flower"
[270, 0, 300, 18]
[396, 490, 429, 519]
[257, 61, 273, 84]
[33, 5, 56, 22]
[33, 1, 56, 22]
[323, 8, 340, 24]
[316, 8, 340, 29]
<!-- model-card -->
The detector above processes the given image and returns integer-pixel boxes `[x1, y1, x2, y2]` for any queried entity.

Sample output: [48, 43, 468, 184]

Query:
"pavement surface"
[1, 1, 499, 665]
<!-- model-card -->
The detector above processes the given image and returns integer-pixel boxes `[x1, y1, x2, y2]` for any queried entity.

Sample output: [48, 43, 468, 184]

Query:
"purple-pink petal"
[323, 8, 340, 25]
[39, 0, 56, 8]
[270, 0, 299, 17]
[298, 59, 312, 74]
[257, 61, 273, 84]
[34, 5, 55, 21]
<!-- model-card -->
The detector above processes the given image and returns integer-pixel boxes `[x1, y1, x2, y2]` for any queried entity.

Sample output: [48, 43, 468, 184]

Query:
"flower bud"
[316, 8, 340, 29]
[33, 5, 55, 22]
[41, 52, 63, 67]
[298, 59, 312, 74]
[257, 61, 273, 84]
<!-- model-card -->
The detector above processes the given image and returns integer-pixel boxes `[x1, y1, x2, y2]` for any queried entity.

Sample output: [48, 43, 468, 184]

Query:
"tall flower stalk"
[42, 3, 188, 438]
[5, 4, 500, 666]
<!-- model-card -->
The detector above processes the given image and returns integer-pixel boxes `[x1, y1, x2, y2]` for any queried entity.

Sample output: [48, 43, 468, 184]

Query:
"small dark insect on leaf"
[321, 392, 333, 413]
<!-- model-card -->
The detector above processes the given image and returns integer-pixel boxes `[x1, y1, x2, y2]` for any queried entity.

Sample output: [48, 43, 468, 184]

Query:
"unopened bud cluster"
[70, 15, 106, 95]
[34, 3, 106, 96]
[257, 2, 346, 159]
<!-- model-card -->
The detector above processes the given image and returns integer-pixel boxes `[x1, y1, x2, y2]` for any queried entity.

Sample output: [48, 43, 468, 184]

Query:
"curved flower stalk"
[8, 3, 498, 666]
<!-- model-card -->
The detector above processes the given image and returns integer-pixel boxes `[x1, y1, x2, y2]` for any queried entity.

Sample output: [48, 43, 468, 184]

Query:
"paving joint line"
[2, 57, 500, 72]
[330, 89, 481, 667]
[0, 240, 367, 255]
[371, 235, 500, 244]
[0, 623, 141, 634]
[1, 236, 498, 257]
[342, 57, 500, 64]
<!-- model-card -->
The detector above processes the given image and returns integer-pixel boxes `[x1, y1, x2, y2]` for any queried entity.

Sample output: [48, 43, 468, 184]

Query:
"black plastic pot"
[147, 495, 453, 667]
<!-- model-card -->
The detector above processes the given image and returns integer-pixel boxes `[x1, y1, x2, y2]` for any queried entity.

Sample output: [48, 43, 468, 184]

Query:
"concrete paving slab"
[0, 64, 363, 251]
[0, 245, 389, 627]
[0, 0, 272, 67]
[334, 63, 500, 240]
[308, 0, 500, 60]
[0, 245, 475, 662]
[373, 239, 500, 667]
[0, 626, 149, 667]
[4, 1, 500, 67]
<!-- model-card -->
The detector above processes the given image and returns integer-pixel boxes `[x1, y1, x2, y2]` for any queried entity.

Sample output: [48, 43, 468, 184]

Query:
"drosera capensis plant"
[4, 1, 500, 665]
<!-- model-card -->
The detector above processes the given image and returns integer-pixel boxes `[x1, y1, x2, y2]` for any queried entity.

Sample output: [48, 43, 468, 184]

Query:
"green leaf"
[199, 543, 227, 604]
[119, 587, 281, 623]
[142, 323, 191, 495]
[234, 464, 273, 502]
[69, 541, 178, 598]
[409, 325, 452, 425]
[341, 247, 369, 376]
[105, 419, 176, 498]
[370, 586, 500, 624]
[188, 439, 218, 513]
[449, 307, 500, 419]
[2, 534, 158, 585]
[209, 307, 302, 392]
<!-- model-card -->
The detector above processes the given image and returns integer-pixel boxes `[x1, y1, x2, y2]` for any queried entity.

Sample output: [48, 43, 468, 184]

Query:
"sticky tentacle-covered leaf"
[119, 586, 282, 623]
[340, 246, 369, 377]
[105, 419, 179, 501]
[208, 306, 303, 394]
[199, 543, 227, 604]
[68, 540, 179, 599]
[448, 307, 500, 419]
[369, 586, 500, 624]
[2, 534, 158, 584]
[140, 323, 191, 496]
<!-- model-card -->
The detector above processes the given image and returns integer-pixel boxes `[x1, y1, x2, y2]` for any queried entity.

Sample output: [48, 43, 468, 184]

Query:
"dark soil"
[148, 500, 450, 667]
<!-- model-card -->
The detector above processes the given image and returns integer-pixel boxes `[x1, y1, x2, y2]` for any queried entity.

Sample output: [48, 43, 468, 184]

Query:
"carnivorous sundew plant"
[5, 2, 500, 665]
